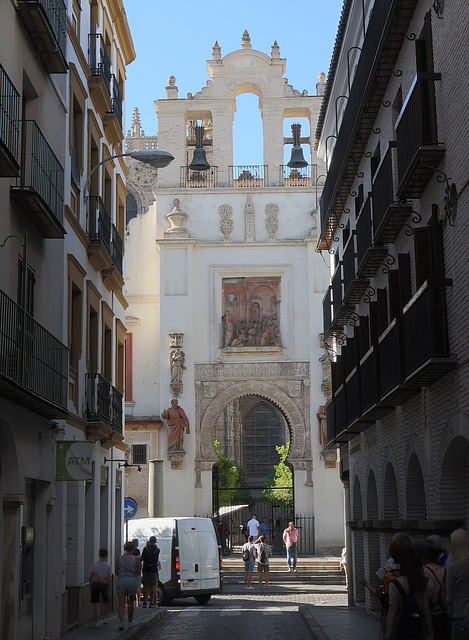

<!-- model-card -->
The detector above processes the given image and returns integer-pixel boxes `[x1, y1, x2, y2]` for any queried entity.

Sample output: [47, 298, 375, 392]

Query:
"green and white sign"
[56, 441, 93, 481]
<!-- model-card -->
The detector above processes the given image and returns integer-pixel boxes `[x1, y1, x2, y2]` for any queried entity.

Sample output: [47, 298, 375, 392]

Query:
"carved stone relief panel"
[221, 276, 282, 349]
[218, 204, 233, 241]
[265, 203, 279, 240]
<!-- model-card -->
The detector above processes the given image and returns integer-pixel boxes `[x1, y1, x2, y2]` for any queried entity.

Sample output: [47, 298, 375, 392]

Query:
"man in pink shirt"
[283, 521, 299, 572]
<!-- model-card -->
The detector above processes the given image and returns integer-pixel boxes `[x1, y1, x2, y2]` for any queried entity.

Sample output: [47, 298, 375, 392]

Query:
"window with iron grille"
[132, 444, 147, 465]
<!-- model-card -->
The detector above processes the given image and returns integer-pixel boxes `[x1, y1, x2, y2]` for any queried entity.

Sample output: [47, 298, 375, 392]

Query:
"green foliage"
[213, 440, 241, 507]
[262, 443, 293, 511]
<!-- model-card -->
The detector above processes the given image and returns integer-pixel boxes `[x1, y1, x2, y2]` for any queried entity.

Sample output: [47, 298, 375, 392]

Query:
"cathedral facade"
[124, 33, 344, 553]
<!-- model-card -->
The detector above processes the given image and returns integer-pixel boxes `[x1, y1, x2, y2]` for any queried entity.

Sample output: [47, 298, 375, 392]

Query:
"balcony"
[86, 196, 112, 272]
[356, 196, 388, 278]
[403, 279, 456, 387]
[10, 120, 65, 238]
[84, 373, 123, 444]
[318, 0, 416, 250]
[102, 224, 124, 292]
[180, 166, 218, 188]
[342, 232, 370, 305]
[17, 0, 67, 74]
[331, 263, 355, 327]
[0, 65, 21, 177]
[0, 289, 68, 417]
[104, 75, 124, 145]
[278, 164, 317, 187]
[88, 34, 112, 113]
[396, 73, 445, 199]
[229, 165, 267, 187]
[372, 144, 413, 243]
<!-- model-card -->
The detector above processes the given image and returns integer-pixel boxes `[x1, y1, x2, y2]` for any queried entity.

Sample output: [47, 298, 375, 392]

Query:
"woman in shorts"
[115, 541, 141, 630]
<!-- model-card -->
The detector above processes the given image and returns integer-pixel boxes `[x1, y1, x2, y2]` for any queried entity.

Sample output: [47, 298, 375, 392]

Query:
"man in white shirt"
[247, 514, 260, 539]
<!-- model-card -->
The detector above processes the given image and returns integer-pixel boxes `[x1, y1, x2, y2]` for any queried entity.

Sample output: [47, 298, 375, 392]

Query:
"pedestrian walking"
[255, 534, 272, 592]
[115, 541, 141, 630]
[89, 548, 112, 628]
[446, 528, 469, 640]
[259, 517, 271, 545]
[131, 538, 141, 606]
[141, 536, 160, 608]
[247, 514, 260, 539]
[242, 535, 256, 590]
[283, 521, 299, 572]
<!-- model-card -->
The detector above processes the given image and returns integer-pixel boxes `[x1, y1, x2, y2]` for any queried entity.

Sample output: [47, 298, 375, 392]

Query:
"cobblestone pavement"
[138, 592, 349, 640]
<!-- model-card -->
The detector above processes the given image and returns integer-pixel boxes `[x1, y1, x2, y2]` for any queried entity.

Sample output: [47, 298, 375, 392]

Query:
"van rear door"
[177, 518, 220, 593]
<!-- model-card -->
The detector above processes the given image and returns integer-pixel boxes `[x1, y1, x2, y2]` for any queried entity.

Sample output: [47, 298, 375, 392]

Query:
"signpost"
[124, 497, 138, 542]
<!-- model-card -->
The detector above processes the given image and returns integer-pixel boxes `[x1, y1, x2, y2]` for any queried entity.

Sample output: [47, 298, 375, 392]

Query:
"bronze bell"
[189, 125, 210, 171]
[287, 123, 308, 169]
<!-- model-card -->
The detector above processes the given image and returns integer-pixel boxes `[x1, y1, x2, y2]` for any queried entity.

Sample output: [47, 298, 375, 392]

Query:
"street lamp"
[84, 149, 174, 200]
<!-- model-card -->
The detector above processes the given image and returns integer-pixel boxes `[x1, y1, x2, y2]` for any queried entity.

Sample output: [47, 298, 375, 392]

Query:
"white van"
[127, 517, 222, 605]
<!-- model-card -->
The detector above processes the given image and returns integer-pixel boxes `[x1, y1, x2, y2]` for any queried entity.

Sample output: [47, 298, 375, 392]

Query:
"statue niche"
[221, 276, 282, 349]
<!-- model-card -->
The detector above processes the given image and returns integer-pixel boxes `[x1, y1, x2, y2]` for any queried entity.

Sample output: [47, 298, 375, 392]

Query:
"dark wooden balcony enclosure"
[372, 143, 413, 244]
[104, 74, 124, 145]
[0, 288, 68, 417]
[102, 224, 124, 292]
[396, 73, 445, 199]
[0, 64, 20, 177]
[17, 0, 67, 74]
[342, 232, 370, 305]
[327, 278, 456, 445]
[331, 262, 356, 326]
[356, 196, 388, 278]
[10, 120, 65, 238]
[318, 0, 417, 251]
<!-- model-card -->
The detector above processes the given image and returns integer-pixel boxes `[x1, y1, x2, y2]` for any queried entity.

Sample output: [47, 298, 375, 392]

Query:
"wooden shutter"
[398, 253, 412, 308]
[370, 302, 379, 346]
[414, 226, 432, 288]
[388, 270, 401, 321]
[377, 288, 388, 336]
[359, 315, 370, 358]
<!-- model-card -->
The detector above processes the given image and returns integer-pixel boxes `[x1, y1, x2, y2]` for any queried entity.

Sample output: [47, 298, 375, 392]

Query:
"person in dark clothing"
[141, 536, 160, 607]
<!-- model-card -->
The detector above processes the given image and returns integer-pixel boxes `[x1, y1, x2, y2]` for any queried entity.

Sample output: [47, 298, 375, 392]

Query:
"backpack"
[379, 565, 400, 611]
[426, 566, 450, 634]
[242, 546, 250, 562]
[258, 544, 267, 564]
[392, 579, 424, 640]
[142, 545, 160, 572]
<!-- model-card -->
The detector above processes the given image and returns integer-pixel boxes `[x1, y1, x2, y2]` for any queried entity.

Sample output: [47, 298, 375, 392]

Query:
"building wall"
[317, 0, 469, 612]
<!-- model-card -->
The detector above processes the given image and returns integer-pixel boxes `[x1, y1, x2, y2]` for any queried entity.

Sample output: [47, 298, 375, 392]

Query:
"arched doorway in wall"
[441, 435, 469, 522]
[406, 453, 426, 520]
[212, 394, 293, 552]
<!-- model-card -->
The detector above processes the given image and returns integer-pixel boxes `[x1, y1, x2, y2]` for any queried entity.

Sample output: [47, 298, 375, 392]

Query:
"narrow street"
[139, 591, 349, 640]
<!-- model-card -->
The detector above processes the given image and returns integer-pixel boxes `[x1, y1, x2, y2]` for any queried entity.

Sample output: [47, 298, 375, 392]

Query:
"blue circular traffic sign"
[124, 497, 138, 520]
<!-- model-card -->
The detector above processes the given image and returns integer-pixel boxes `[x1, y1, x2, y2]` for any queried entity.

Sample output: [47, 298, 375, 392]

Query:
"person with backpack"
[141, 536, 161, 608]
[414, 542, 450, 640]
[242, 535, 255, 590]
[385, 544, 433, 640]
[446, 528, 469, 640]
[254, 534, 272, 592]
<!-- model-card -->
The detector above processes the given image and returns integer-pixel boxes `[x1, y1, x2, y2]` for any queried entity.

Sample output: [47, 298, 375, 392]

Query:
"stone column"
[261, 104, 284, 187]
[154, 109, 186, 188]
[211, 105, 234, 187]
[148, 460, 164, 517]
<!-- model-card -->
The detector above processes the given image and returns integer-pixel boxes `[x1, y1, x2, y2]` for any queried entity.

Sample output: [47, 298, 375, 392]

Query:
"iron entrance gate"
[213, 488, 316, 555]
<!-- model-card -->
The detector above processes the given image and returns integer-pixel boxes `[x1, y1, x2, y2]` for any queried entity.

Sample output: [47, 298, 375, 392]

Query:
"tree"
[213, 440, 241, 508]
[262, 443, 293, 511]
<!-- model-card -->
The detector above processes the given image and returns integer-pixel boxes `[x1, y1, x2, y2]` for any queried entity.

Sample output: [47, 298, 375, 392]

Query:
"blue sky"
[124, 1, 343, 165]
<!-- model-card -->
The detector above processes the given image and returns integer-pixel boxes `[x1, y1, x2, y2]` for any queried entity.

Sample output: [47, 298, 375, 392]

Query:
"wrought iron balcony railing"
[84, 373, 123, 434]
[110, 224, 123, 276]
[0, 64, 20, 176]
[10, 120, 64, 238]
[180, 166, 218, 188]
[278, 164, 317, 187]
[17, 0, 67, 73]
[87, 196, 111, 254]
[84, 372, 111, 426]
[0, 288, 68, 413]
[229, 165, 267, 187]
[111, 386, 123, 434]
[88, 33, 112, 96]
[108, 74, 123, 129]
